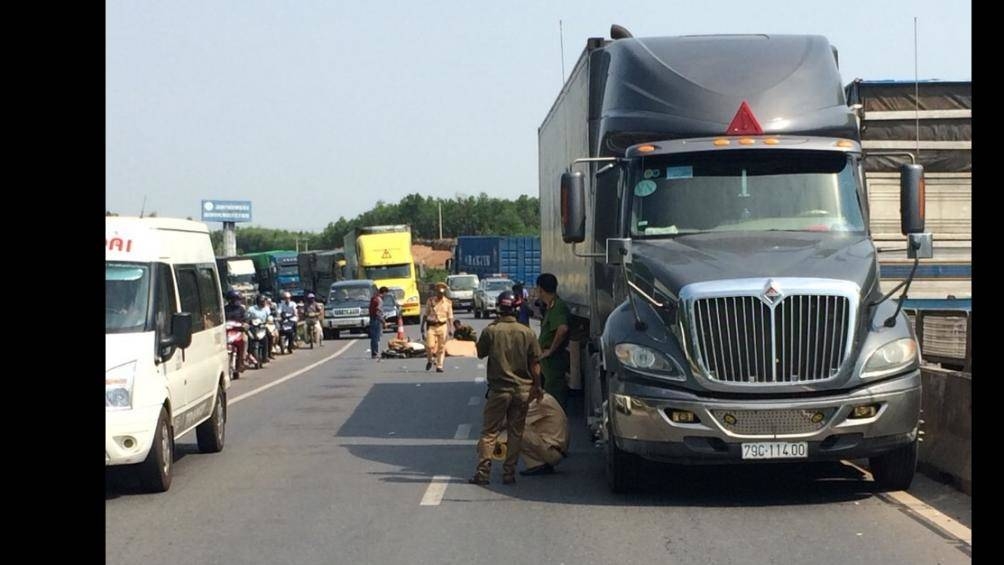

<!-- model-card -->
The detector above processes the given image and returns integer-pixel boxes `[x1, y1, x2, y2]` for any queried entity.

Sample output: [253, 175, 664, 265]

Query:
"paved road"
[106, 315, 971, 565]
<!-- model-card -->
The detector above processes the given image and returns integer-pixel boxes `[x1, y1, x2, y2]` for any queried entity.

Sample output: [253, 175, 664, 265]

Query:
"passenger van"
[106, 217, 230, 492]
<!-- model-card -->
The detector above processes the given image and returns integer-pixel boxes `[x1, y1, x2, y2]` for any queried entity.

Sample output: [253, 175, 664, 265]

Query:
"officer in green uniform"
[536, 273, 570, 405]
[470, 291, 543, 486]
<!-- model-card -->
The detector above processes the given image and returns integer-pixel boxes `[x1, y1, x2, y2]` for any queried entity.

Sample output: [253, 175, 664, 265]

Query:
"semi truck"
[242, 250, 303, 300]
[343, 225, 421, 323]
[298, 248, 346, 300]
[846, 79, 971, 311]
[539, 27, 932, 492]
[215, 255, 259, 303]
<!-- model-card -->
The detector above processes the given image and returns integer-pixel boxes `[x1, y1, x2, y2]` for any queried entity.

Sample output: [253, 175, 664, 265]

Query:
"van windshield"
[106, 262, 152, 333]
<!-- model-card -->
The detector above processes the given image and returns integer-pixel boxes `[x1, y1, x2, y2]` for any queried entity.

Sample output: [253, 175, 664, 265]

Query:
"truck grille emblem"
[761, 280, 782, 305]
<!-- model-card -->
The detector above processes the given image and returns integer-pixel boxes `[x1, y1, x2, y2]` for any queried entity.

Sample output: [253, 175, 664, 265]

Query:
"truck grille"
[690, 292, 851, 384]
[709, 408, 834, 436]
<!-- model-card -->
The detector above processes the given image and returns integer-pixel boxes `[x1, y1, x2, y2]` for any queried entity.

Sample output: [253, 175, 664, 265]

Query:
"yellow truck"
[344, 225, 421, 323]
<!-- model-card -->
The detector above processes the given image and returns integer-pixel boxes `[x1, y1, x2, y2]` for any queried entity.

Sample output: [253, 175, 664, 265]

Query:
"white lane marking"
[454, 423, 472, 439]
[420, 475, 451, 506]
[230, 340, 355, 406]
[468, 396, 480, 406]
[474, 376, 486, 383]
[843, 461, 971, 546]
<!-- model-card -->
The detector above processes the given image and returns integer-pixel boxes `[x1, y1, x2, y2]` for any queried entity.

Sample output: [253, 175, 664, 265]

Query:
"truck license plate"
[741, 442, 808, 460]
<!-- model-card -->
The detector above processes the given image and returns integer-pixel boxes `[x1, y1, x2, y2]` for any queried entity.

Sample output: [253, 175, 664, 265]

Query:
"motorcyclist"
[247, 294, 275, 364]
[277, 291, 299, 354]
[303, 292, 324, 347]
[224, 290, 248, 372]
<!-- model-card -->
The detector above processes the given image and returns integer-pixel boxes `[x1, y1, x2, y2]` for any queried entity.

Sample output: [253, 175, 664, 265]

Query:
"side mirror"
[900, 163, 925, 234]
[171, 312, 194, 349]
[560, 171, 586, 243]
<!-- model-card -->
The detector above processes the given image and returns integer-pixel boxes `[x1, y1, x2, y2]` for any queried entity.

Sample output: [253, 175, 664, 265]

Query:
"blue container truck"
[450, 236, 541, 286]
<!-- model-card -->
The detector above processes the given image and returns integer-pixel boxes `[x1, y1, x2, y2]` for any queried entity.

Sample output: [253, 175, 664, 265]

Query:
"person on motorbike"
[264, 296, 280, 357]
[247, 294, 275, 364]
[303, 292, 324, 347]
[277, 291, 299, 354]
[224, 290, 248, 372]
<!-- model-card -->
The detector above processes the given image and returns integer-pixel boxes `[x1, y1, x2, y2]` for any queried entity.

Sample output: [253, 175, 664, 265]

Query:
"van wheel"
[606, 421, 638, 494]
[196, 385, 226, 453]
[869, 439, 918, 491]
[138, 407, 173, 493]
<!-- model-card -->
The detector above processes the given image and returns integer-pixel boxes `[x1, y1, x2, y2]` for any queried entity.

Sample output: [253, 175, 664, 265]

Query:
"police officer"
[422, 282, 454, 372]
[469, 291, 543, 486]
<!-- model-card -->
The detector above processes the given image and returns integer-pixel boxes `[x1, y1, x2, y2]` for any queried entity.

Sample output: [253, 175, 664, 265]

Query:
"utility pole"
[438, 202, 443, 240]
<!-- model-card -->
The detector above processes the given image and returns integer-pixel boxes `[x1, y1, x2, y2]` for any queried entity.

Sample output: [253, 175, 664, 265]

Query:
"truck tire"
[474, 307, 482, 319]
[869, 439, 918, 491]
[332, 330, 340, 340]
[138, 407, 173, 493]
[196, 385, 226, 453]
[606, 422, 639, 493]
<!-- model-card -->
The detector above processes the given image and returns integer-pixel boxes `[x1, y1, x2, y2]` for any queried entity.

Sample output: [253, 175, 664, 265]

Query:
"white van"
[106, 217, 230, 492]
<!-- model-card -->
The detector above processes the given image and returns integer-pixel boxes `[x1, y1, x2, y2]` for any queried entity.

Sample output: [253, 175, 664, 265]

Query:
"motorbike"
[265, 315, 279, 356]
[279, 313, 297, 354]
[305, 311, 320, 349]
[225, 320, 245, 379]
[247, 318, 269, 369]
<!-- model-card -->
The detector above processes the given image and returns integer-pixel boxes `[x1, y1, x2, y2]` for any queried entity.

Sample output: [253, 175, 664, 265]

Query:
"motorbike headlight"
[862, 338, 919, 379]
[106, 361, 136, 410]
[614, 343, 684, 381]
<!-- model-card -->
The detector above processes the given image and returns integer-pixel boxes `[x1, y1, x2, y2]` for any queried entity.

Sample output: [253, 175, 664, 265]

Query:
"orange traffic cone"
[396, 315, 406, 341]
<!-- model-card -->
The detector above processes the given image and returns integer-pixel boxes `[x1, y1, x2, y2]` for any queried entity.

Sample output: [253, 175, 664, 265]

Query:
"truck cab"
[446, 273, 479, 312]
[540, 31, 931, 493]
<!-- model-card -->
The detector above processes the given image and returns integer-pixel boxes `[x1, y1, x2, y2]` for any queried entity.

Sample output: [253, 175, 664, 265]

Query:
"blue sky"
[106, 0, 971, 231]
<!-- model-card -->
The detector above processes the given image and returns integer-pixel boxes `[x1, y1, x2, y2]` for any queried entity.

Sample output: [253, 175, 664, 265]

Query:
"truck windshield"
[106, 262, 152, 334]
[227, 274, 255, 286]
[364, 264, 411, 279]
[448, 276, 478, 290]
[629, 150, 865, 237]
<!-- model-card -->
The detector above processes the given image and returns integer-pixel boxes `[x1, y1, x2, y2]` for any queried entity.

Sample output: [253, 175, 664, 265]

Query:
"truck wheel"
[869, 439, 918, 491]
[196, 385, 226, 453]
[332, 330, 340, 340]
[606, 422, 638, 493]
[474, 308, 482, 319]
[138, 407, 173, 493]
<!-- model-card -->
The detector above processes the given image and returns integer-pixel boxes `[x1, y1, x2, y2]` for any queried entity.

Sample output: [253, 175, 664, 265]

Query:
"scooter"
[279, 313, 297, 355]
[247, 318, 269, 369]
[225, 320, 245, 379]
[305, 311, 320, 349]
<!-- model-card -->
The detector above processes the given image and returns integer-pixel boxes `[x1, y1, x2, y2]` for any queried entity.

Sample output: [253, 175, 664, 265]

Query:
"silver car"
[473, 278, 514, 319]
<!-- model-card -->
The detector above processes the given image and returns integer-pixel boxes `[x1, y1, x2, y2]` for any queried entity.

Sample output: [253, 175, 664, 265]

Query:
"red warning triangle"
[725, 100, 764, 135]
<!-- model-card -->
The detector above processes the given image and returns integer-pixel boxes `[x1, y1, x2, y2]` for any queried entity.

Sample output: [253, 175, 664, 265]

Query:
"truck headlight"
[406, 295, 419, 305]
[862, 338, 919, 379]
[106, 361, 136, 410]
[614, 343, 684, 381]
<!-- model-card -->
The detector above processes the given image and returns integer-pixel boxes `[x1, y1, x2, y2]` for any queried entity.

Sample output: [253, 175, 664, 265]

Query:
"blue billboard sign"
[201, 200, 252, 223]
